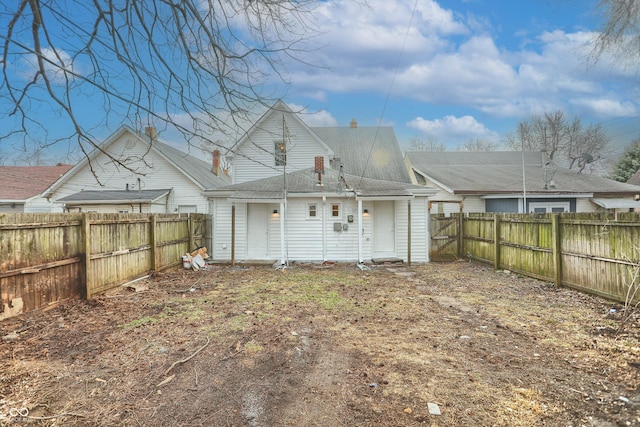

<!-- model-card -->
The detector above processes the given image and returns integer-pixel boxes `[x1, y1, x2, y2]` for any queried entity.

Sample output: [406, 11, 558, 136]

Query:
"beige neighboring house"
[45, 125, 230, 214]
[0, 164, 72, 213]
[405, 151, 640, 214]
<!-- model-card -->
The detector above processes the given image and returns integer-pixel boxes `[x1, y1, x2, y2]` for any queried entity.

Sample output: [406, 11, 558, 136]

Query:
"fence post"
[552, 214, 562, 287]
[493, 214, 501, 271]
[81, 213, 91, 299]
[188, 214, 194, 252]
[150, 215, 157, 272]
[457, 213, 464, 258]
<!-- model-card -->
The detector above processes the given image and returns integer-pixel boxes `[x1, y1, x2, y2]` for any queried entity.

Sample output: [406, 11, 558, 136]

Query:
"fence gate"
[429, 214, 460, 261]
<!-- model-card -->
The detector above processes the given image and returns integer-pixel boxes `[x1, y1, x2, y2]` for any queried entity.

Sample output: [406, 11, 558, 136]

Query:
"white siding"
[282, 199, 324, 261]
[24, 197, 65, 213]
[361, 203, 373, 260]
[268, 203, 282, 259]
[396, 201, 408, 260]
[409, 197, 430, 263]
[427, 187, 464, 215]
[233, 111, 331, 184]
[578, 198, 598, 212]
[322, 198, 360, 261]
[461, 196, 485, 213]
[210, 196, 432, 264]
[51, 132, 209, 213]
[211, 199, 233, 261]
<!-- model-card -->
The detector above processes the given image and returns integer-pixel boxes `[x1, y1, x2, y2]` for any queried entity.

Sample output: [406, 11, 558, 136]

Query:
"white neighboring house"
[204, 101, 437, 265]
[405, 151, 640, 214]
[0, 164, 72, 213]
[46, 126, 231, 215]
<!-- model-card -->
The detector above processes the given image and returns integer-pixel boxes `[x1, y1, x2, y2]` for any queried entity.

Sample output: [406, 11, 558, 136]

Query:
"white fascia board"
[202, 190, 236, 198]
[413, 169, 454, 194]
[481, 193, 593, 199]
[227, 198, 284, 203]
[356, 195, 414, 201]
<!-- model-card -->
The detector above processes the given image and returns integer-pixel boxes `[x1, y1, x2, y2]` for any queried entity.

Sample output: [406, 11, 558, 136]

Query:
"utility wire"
[356, 0, 419, 188]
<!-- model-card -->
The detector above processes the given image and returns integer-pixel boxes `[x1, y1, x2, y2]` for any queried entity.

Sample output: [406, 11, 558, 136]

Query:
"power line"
[357, 0, 419, 188]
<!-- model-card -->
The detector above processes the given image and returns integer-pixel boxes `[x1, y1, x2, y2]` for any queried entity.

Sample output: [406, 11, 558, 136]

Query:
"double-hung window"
[274, 141, 286, 166]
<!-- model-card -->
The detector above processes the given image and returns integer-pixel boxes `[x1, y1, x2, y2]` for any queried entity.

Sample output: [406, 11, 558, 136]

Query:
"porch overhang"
[591, 198, 640, 209]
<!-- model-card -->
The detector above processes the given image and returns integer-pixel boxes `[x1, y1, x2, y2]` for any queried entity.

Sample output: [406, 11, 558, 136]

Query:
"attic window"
[274, 141, 286, 166]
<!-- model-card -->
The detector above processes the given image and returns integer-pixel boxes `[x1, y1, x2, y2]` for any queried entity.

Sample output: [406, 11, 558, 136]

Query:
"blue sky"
[283, 0, 638, 157]
[1, 0, 639, 165]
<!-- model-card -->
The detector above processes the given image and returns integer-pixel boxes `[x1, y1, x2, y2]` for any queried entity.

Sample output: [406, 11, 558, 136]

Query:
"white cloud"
[19, 47, 76, 84]
[570, 98, 638, 118]
[285, 0, 639, 127]
[289, 103, 339, 127]
[407, 115, 499, 144]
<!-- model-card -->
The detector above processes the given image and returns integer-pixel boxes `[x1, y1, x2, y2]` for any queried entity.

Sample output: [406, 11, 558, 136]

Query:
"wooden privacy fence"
[458, 212, 640, 303]
[1, 213, 207, 318]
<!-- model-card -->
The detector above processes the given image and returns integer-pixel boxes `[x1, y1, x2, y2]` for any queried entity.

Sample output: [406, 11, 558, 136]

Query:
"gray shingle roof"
[311, 127, 411, 183]
[58, 189, 171, 203]
[213, 167, 423, 198]
[150, 136, 231, 189]
[406, 151, 640, 195]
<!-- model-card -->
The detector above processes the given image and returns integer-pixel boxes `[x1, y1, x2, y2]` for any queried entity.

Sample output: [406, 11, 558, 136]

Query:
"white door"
[247, 204, 269, 258]
[373, 201, 396, 257]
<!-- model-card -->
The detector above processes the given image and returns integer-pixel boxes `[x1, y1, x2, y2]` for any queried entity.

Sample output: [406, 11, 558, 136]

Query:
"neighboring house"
[406, 151, 640, 214]
[46, 126, 230, 214]
[0, 164, 72, 213]
[627, 169, 640, 187]
[204, 101, 437, 265]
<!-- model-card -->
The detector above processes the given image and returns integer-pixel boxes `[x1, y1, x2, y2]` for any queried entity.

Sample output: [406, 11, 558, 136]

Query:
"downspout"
[231, 203, 236, 267]
[426, 198, 431, 262]
[407, 199, 412, 266]
[280, 200, 286, 265]
[322, 196, 327, 262]
[358, 199, 363, 264]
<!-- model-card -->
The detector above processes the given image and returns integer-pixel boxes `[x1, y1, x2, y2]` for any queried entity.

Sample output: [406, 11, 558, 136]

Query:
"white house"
[406, 151, 640, 214]
[46, 126, 230, 214]
[204, 101, 437, 265]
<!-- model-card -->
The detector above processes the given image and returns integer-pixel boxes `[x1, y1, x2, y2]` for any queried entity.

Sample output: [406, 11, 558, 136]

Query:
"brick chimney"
[349, 118, 357, 129]
[144, 126, 157, 140]
[314, 156, 324, 185]
[212, 149, 221, 176]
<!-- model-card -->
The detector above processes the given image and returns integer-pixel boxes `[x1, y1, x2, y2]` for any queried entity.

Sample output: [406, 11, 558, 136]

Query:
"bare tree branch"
[0, 0, 320, 172]
[590, 0, 640, 70]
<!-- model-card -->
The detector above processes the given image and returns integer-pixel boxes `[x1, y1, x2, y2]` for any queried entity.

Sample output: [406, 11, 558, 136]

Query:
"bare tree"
[590, 0, 640, 69]
[456, 138, 498, 152]
[0, 0, 319, 170]
[504, 110, 611, 173]
[408, 136, 446, 151]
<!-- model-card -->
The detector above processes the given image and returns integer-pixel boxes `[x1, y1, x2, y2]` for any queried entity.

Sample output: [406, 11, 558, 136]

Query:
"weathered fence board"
[429, 215, 459, 261]
[1, 213, 207, 317]
[444, 212, 640, 304]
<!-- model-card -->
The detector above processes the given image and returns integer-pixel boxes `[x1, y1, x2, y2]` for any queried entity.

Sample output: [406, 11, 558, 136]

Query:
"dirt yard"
[1, 260, 639, 426]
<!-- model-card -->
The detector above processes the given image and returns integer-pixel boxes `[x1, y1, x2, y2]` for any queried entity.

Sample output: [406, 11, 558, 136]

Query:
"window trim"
[330, 203, 341, 218]
[528, 201, 570, 213]
[307, 203, 319, 219]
